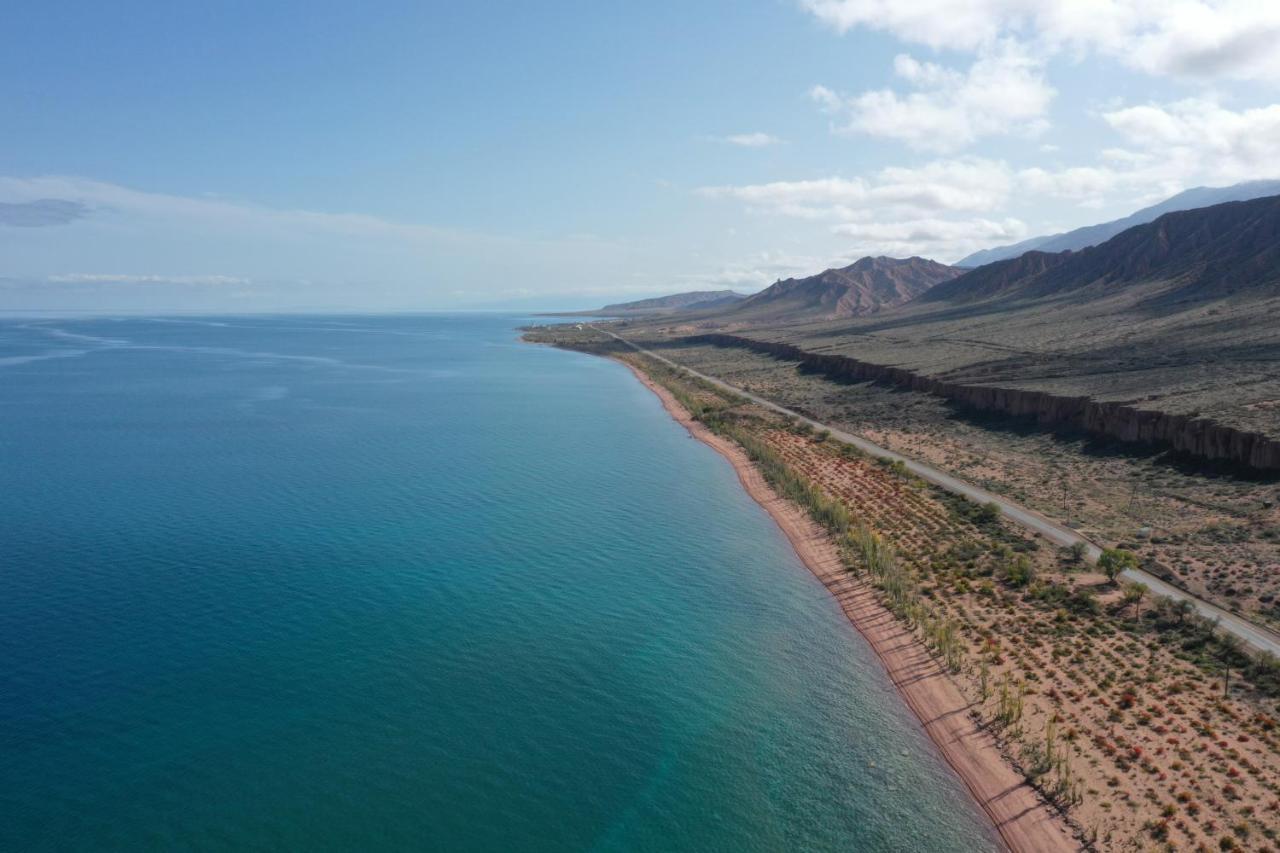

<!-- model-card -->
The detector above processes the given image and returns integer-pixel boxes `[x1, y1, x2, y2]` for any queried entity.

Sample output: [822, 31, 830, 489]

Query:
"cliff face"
[694, 334, 1280, 471]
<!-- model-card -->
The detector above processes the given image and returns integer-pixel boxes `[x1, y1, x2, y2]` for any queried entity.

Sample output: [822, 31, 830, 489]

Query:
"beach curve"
[620, 359, 1081, 853]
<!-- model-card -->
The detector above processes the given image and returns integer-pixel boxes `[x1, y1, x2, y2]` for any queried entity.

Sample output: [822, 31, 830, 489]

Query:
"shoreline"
[620, 359, 1080, 853]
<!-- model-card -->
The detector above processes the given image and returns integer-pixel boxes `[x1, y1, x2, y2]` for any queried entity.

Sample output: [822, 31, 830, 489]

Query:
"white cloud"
[698, 159, 1023, 262]
[1017, 166, 1119, 201]
[46, 273, 250, 286]
[707, 5, 1280, 268]
[678, 251, 843, 289]
[801, 0, 1280, 84]
[0, 175, 465, 243]
[1116, 5, 1280, 83]
[872, 159, 1015, 210]
[720, 132, 784, 147]
[0, 175, 628, 258]
[698, 157, 1014, 219]
[800, 0, 1014, 50]
[830, 217, 1027, 260]
[1013, 98, 1280, 207]
[1103, 99, 1280, 178]
[0, 175, 638, 310]
[699, 175, 870, 220]
[0, 199, 89, 227]
[811, 41, 1053, 151]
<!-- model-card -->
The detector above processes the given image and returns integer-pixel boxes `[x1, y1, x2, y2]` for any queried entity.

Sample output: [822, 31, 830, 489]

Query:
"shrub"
[1005, 554, 1035, 588]
[1067, 588, 1100, 616]
[1033, 582, 1069, 606]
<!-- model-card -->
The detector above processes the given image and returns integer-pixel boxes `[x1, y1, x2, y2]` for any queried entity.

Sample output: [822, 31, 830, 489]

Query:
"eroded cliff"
[692, 334, 1280, 471]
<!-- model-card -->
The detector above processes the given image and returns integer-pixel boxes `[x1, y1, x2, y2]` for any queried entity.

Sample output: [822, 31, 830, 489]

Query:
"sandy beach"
[622, 360, 1080, 853]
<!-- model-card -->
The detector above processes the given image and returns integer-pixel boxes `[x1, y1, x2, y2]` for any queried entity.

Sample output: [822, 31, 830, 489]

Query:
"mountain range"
[629, 191, 1280, 469]
[956, 180, 1280, 267]
[714, 256, 959, 324]
[930, 194, 1280, 306]
[600, 181, 1280, 325]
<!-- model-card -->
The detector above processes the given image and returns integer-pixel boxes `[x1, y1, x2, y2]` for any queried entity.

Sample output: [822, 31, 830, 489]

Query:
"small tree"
[1122, 582, 1147, 621]
[1218, 632, 1243, 697]
[1068, 541, 1088, 565]
[1173, 598, 1194, 626]
[1097, 548, 1138, 585]
[1250, 651, 1280, 694]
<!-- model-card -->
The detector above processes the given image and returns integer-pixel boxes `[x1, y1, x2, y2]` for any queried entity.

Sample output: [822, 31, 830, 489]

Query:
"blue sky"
[3, 1, 1279, 312]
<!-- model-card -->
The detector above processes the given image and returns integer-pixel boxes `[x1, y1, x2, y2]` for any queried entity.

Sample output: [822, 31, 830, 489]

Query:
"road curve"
[597, 326, 1280, 657]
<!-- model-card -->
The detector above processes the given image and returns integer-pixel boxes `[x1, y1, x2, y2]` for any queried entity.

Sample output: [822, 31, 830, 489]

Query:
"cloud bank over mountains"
[692, 0, 1280, 281]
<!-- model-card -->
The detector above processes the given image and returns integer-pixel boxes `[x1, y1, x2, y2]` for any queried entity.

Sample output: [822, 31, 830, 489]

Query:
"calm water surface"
[0, 314, 996, 851]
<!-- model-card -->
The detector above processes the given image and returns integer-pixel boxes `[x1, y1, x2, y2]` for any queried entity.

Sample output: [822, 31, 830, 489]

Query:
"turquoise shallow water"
[0, 314, 996, 851]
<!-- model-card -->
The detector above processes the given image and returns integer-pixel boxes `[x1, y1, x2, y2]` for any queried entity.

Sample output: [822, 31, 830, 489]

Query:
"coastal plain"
[527, 321, 1280, 852]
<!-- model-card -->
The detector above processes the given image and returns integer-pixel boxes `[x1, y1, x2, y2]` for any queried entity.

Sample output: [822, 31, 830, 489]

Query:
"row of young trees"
[1023, 714, 1084, 808]
[656, 359, 978, 684]
[851, 524, 966, 673]
[718, 423, 853, 535]
[644, 356, 1273, 803]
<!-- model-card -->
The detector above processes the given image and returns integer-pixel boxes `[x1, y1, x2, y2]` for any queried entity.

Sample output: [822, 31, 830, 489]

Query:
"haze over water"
[0, 314, 995, 851]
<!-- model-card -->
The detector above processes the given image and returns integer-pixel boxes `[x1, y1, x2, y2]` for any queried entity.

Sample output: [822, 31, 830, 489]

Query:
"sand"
[622, 361, 1081, 853]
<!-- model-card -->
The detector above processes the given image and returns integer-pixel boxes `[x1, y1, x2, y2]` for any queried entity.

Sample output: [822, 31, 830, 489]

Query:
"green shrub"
[1005, 554, 1035, 588]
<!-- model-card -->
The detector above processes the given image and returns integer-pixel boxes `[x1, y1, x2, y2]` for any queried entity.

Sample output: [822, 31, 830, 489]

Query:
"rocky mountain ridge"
[722, 256, 959, 323]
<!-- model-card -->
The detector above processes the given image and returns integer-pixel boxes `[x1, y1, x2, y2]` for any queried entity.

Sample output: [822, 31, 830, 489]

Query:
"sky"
[3, 0, 1280, 313]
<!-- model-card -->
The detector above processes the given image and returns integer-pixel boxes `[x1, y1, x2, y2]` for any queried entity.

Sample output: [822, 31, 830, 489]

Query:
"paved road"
[598, 326, 1280, 656]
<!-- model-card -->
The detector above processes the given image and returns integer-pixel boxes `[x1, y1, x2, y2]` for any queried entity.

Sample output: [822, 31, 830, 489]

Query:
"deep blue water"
[0, 314, 995, 851]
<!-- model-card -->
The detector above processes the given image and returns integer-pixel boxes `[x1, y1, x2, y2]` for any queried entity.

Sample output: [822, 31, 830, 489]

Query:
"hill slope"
[957, 180, 1280, 267]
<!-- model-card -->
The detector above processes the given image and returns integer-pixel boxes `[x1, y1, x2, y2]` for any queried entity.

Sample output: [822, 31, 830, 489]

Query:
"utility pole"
[1126, 478, 1144, 519]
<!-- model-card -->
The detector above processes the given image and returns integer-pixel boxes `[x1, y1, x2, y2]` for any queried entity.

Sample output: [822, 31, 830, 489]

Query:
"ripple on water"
[0, 314, 997, 852]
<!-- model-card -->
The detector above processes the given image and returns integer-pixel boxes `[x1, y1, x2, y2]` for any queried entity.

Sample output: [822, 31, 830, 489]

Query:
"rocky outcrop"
[692, 334, 1280, 471]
